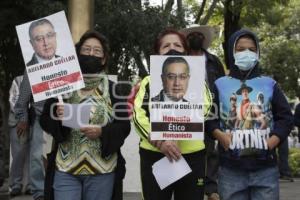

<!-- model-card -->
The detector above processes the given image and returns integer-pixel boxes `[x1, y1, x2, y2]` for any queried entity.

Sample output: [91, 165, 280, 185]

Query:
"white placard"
[150, 55, 205, 140]
[16, 11, 84, 102]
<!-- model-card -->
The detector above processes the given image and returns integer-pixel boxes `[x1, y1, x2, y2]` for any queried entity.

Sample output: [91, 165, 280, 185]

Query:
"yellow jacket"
[133, 75, 213, 154]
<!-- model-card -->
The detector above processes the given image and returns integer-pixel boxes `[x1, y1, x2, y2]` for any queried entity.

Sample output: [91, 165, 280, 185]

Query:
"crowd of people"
[0, 18, 299, 200]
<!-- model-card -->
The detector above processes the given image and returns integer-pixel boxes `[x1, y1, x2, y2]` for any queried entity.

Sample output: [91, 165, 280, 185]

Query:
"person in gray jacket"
[8, 75, 31, 197]
[15, 71, 45, 200]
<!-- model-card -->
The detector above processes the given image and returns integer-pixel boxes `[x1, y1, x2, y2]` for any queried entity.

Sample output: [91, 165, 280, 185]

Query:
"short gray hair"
[162, 56, 190, 75]
[28, 18, 54, 40]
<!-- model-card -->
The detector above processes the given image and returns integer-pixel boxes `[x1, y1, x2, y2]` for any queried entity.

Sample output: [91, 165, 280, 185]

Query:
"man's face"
[242, 88, 249, 99]
[30, 23, 57, 60]
[162, 62, 190, 101]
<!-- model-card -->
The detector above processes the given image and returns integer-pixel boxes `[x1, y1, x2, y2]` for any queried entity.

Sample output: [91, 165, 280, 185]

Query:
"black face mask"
[163, 49, 185, 56]
[188, 35, 204, 51]
[78, 55, 105, 74]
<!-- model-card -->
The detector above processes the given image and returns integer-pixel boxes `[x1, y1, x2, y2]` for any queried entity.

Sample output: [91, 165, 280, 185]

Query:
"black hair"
[236, 34, 257, 49]
[75, 30, 110, 62]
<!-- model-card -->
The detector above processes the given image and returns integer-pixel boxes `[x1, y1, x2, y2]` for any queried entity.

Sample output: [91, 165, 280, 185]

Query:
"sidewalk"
[1, 178, 299, 200]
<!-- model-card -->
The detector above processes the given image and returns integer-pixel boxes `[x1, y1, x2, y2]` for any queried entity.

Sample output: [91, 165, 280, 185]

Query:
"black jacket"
[40, 80, 130, 200]
[295, 103, 300, 129]
[203, 49, 225, 90]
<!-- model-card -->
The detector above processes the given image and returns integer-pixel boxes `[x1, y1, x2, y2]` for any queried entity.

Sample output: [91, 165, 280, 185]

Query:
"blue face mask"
[234, 49, 258, 71]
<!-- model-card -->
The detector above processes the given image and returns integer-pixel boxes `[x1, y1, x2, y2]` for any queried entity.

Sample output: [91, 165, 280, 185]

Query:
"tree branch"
[133, 50, 148, 78]
[200, 0, 218, 25]
[177, 0, 185, 27]
[163, 0, 174, 18]
[194, 0, 207, 24]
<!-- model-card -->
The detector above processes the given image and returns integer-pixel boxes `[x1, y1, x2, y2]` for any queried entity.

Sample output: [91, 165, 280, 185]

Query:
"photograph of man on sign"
[150, 55, 206, 141]
[27, 18, 59, 66]
[151, 56, 190, 102]
[16, 11, 85, 102]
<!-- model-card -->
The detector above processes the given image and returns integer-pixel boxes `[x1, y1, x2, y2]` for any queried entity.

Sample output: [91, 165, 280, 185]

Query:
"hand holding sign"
[149, 137, 181, 161]
[159, 140, 181, 162]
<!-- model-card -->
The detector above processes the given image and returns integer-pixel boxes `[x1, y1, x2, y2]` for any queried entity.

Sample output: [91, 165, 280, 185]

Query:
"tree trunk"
[177, 0, 185, 28]
[163, 0, 174, 22]
[132, 51, 148, 79]
[194, 0, 207, 24]
[200, 0, 218, 25]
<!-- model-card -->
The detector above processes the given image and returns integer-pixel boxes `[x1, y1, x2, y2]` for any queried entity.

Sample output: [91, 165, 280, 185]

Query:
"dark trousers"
[278, 138, 292, 176]
[140, 148, 205, 200]
[0, 138, 4, 187]
[204, 136, 218, 195]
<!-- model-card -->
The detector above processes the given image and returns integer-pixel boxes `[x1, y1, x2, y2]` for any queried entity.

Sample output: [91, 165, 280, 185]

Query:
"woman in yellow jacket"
[133, 28, 212, 200]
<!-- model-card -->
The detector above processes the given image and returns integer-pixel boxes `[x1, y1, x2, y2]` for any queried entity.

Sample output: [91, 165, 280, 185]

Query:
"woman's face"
[158, 34, 185, 55]
[80, 37, 106, 65]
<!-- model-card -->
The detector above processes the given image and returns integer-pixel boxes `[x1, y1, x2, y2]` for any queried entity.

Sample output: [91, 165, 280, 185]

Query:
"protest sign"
[16, 11, 84, 102]
[150, 55, 205, 140]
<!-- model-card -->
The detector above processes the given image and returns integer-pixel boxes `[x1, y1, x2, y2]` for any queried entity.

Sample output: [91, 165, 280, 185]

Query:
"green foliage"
[183, 0, 203, 23]
[255, 0, 300, 97]
[29, 0, 67, 18]
[0, 1, 32, 93]
[237, 0, 289, 27]
[289, 148, 300, 177]
[94, 0, 183, 83]
[204, 0, 300, 97]
[260, 39, 300, 97]
[0, 0, 66, 100]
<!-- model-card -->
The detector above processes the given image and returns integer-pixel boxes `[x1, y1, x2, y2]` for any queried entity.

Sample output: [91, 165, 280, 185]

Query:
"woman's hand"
[213, 129, 232, 151]
[159, 140, 181, 162]
[80, 126, 102, 140]
[148, 137, 181, 162]
[56, 103, 64, 120]
[149, 140, 165, 149]
[266, 135, 280, 150]
[219, 133, 232, 151]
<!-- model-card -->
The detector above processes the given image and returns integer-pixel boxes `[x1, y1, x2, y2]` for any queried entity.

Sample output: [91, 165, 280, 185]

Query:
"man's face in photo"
[30, 23, 57, 60]
[162, 62, 190, 101]
[242, 88, 249, 100]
